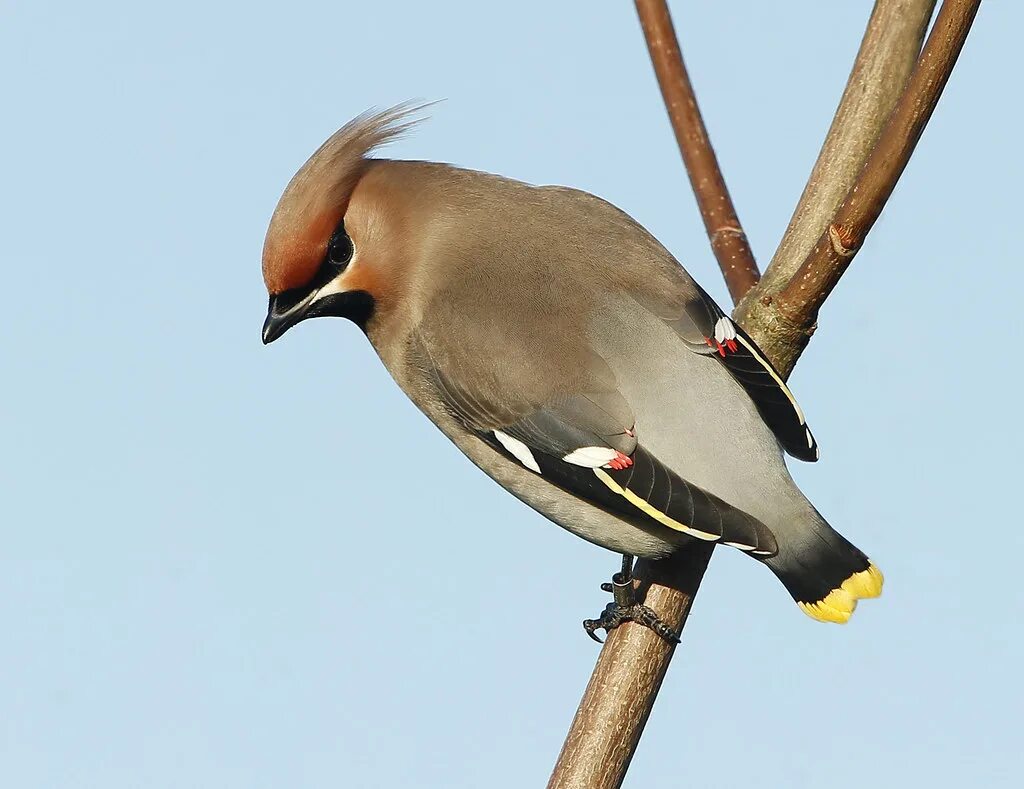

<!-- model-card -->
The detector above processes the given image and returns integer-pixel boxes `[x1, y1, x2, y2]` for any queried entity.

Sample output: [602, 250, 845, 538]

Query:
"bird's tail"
[762, 510, 883, 623]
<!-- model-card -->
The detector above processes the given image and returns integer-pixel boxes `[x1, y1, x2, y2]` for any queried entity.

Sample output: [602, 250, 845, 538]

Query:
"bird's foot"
[582, 571, 680, 645]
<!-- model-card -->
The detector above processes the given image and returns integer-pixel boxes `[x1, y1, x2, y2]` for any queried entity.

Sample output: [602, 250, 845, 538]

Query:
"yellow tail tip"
[798, 563, 884, 624]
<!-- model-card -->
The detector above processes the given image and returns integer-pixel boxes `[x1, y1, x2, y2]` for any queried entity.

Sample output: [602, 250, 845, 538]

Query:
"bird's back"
[372, 161, 811, 531]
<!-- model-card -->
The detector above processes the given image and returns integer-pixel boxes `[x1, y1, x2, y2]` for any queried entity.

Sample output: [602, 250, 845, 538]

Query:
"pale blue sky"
[2, 2, 1021, 787]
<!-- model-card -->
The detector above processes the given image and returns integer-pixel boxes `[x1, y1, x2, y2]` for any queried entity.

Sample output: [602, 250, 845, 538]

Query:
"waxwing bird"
[261, 105, 883, 640]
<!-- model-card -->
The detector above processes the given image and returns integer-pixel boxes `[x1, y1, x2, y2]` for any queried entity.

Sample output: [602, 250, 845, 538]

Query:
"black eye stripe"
[272, 249, 350, 312]
[270, 221, 354, 310]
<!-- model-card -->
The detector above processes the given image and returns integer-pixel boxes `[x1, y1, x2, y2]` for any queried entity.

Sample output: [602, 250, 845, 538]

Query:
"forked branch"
[740, 0, 980, 377]
[549, 1, 978, 787]
[742, 0, 937, 304]
[778, 0, 979, 319]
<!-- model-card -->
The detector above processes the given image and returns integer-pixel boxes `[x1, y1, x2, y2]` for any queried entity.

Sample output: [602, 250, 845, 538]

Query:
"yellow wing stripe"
[592, 468, 720, 541]
[797, 564, 884, 624]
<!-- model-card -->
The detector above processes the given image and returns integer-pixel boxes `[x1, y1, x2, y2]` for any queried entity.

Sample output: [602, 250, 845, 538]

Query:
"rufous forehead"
[262, 207, 340, 295]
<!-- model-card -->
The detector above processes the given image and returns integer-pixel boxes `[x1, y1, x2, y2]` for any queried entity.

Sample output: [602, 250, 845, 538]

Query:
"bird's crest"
[262, 102, 429, 294]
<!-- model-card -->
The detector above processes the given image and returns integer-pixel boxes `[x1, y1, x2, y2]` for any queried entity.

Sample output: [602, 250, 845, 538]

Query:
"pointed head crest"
[262, 103, 427, 294]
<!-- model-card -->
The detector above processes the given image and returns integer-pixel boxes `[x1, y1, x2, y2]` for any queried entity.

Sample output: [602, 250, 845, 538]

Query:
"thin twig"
[747, 0, 980, 377]
[634, 0, 760, 302]
[549, 2, 979, 786]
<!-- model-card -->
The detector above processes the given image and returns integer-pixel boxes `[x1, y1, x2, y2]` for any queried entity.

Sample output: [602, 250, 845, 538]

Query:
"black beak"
[262, 289, 377, 344]
[262, 292, 312, 345]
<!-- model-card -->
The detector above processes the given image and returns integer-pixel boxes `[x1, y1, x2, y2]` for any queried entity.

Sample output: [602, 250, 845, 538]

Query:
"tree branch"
[634, 0, 760, 303]
[549, 1, 978, 786]
[739, 0, 936, 306]
[546, 550, 710, 789]
[738, 0, 979, 377]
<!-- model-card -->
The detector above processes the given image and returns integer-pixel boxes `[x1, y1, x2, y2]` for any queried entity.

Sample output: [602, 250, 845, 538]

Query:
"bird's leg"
[582, 554, 681, 645]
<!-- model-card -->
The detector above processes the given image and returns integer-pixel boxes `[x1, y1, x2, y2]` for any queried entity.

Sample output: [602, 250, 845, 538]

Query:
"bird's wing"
[422, 353, 777, 556]
[656, 281, 819, 462]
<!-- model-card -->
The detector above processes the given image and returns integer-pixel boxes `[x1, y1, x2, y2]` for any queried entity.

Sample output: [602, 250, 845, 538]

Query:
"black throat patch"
[308, 290, 376, 332]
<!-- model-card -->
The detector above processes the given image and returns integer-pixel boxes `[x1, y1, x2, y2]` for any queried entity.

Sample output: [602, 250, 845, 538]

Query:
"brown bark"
[546, 550, 711, 789]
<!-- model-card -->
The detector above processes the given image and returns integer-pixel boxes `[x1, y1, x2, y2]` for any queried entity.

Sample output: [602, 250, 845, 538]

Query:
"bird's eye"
[327, 228, 354, 269]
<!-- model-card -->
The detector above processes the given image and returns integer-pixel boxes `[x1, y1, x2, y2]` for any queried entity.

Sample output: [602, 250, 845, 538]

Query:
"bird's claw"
[583, 608, 613, 643]
[582, 574, 680, 645]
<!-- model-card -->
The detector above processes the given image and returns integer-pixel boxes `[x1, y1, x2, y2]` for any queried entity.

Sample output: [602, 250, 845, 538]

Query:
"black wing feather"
[671, 285, 820, 462]
[482, 433, 777, 556]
